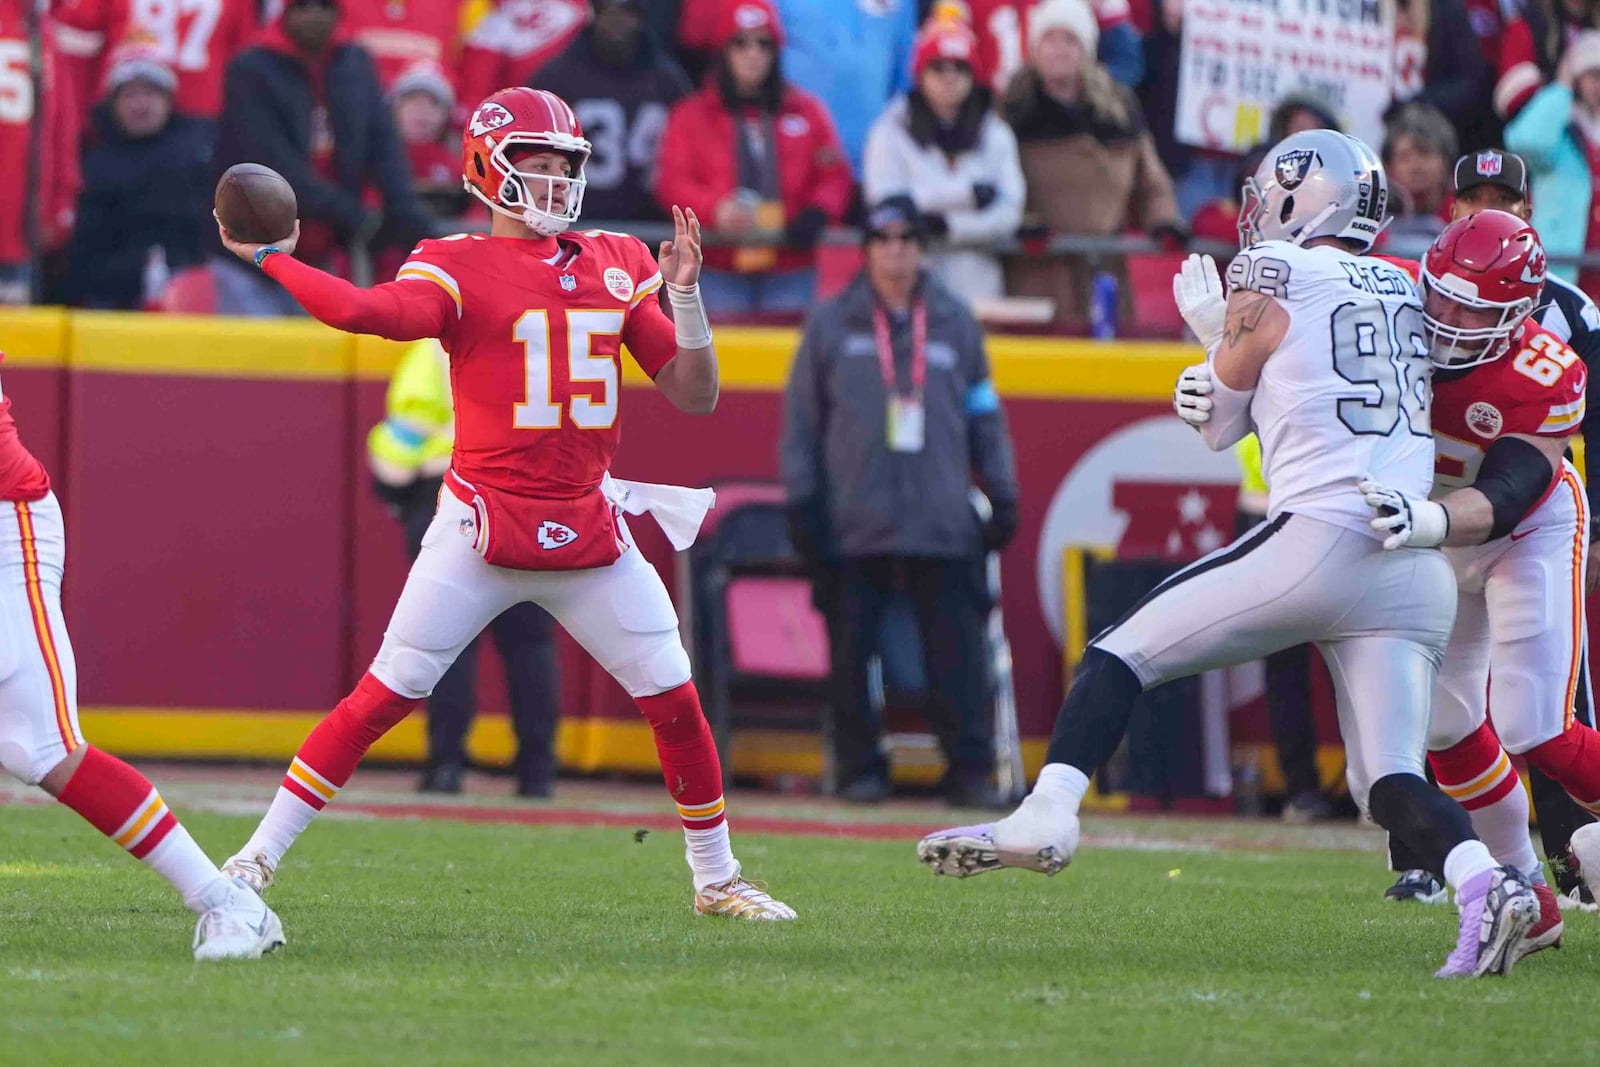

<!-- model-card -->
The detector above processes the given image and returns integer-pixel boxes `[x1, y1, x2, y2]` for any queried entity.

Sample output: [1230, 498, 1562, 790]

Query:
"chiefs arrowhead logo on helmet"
[1521, 244, 1547, 285]
[468, 102, 515, 139]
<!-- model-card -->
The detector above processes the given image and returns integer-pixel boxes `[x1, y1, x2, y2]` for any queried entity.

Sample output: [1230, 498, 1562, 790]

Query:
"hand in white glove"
[1174, 362, 1213, 427]
[1359, 475, 1450, 550]
[1172, 253, 1227, 350]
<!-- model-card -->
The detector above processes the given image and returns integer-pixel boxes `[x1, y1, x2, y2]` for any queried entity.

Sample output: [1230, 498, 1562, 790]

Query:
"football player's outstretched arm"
[1435, 432, 1568, 546]
[1195, 289, 1289, 451]
[218, 221, 454, 341]
[649, 206, 720, 415]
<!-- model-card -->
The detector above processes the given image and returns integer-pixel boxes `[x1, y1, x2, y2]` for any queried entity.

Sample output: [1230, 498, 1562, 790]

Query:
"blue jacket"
[1505, 83, 1591, 282]
[775, 0, 917, 175]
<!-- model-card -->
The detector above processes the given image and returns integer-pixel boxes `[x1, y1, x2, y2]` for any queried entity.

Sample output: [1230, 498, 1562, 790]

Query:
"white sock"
[141, 825, 226, 914]
[1030, 763, 1090, 812]
[685, 823, 738, 890]
[1463, 784, 1540, 882]
[231, 786, 320, 871]
[1442, 839, 1497, 893]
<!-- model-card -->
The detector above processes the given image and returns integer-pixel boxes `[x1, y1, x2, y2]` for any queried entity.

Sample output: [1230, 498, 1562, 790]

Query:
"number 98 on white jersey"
[1230, 240, 1435, 540]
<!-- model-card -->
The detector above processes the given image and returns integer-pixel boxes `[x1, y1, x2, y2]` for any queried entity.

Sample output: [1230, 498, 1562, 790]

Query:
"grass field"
[2, 798, 1595, 1066]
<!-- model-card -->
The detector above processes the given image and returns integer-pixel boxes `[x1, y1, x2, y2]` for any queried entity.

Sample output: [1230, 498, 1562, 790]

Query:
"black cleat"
[1386, 868, 1448, 905]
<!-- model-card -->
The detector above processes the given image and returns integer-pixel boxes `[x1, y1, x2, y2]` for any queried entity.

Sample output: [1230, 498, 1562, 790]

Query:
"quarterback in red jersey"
[0, 355, 284, 958]
[1362, 211, 1600, 954]
[216, 87, 794, 921]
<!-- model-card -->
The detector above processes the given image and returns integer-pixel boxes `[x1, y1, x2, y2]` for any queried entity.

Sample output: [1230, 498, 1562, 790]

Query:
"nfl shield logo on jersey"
[1476, 151, 1503, 178]
[560, 274, 577, 292]
[537, 520, 578, 550]
[1275, 149, 1315, 191]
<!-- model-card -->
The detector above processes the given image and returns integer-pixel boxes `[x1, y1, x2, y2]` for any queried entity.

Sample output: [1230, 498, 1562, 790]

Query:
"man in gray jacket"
[781, 196, 1020, 807]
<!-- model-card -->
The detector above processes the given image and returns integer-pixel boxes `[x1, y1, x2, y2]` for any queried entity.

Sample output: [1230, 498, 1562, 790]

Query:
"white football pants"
[1093, 512, 1457, 809]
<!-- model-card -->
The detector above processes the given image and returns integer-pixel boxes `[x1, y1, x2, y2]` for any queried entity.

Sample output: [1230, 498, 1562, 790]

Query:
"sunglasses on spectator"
[728, 34, 776, 52]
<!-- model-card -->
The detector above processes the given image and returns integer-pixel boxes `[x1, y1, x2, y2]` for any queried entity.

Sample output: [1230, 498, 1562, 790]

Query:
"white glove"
[1172, 253, 1227, 351]
[1359, 475, 1450, 550]
[1174, 363, 1213, 427]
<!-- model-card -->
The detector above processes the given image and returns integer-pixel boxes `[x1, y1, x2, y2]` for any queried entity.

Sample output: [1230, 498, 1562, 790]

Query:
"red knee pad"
[1429, 722, 1520, 811]
[1525, 724, 1600, 810]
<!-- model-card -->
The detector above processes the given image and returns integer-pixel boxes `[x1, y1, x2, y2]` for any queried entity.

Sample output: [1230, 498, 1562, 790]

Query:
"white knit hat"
[1568, 30, 1600, 81]
[1028, 0, 1098, 57]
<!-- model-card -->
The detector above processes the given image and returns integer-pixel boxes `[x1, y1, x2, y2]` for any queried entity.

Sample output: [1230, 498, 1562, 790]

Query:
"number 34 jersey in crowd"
[1430, 319, 1587, 497]
[1227, 240, 1434, 538]
[396, 230, 673, 500]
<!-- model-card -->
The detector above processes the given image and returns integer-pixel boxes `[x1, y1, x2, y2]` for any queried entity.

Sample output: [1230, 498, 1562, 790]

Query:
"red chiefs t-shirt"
[1431, 321, 1587, 504]
[395, 230, 674, 497]
[0, 354, 52, 503]
[342, 0, 464, 89]
[53, 0, 258, 118]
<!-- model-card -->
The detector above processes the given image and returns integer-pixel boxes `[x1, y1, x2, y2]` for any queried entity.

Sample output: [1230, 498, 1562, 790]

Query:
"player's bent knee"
[370, 647, 445, 700]
[0, 738, 52, 786]
[1489, 666, 1560, 753]
[609, 635, 691, 699]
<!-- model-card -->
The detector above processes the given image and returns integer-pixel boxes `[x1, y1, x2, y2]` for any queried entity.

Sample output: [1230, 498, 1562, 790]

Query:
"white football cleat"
[1567, 823, 1600, 906]
[192, 877, 285, 961]
[917, 792, 1080, 877]
[694, 871, 797, 921]
[221, 852, 275, 895]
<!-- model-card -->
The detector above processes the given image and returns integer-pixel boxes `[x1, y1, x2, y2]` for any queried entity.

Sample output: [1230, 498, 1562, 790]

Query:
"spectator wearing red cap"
[52, 0, 256, 122]
[863, 15, 1023, 303]
[66, 37, 212, 309]
[0, 0, 79, 304]
[654, 0, 854, 315]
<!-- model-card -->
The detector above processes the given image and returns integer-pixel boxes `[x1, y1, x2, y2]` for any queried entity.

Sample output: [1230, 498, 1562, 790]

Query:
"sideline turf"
[0, 807, 1588, 1066]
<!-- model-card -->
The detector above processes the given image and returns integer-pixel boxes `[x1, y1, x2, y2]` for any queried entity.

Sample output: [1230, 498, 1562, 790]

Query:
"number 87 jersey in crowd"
[1225, 235, 1434, 541]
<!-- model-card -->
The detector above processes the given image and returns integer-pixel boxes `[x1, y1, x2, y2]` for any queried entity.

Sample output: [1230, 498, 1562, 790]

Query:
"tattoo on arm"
[1223, 292, 1275, 348]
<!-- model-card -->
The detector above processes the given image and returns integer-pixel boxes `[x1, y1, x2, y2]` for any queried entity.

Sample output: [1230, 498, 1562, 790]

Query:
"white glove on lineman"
[1172, 253, 1227, 351]
[1174, 363, 1213, 427]
[1359, 474, 1450, 550]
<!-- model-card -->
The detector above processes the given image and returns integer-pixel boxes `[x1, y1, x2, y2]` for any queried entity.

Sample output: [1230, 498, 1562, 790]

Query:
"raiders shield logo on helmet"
[1476, 151, 1503, 178]
[468, 102, 515, 138]
[1274, 149, 1316, 191]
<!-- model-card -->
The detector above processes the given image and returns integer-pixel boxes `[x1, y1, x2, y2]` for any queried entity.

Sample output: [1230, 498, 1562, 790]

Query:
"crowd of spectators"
[7, 0, 1600, 327]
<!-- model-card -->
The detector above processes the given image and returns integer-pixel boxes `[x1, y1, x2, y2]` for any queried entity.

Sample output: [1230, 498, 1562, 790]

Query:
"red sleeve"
[1494, 18, 1544, 120]
[1498, 332, 1588, 437]
[262, 254, 455, 340]
[799, 95, 855, 221]
[622, 292, 677, 378]
[42, 30, 80, 250]
[50, 0, 109, 127]
[653, 96, 725, 221]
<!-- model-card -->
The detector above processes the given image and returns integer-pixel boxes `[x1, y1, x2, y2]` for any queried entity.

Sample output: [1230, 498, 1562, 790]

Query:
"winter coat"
[654, 82, 854, 274]
[1505, 82, 1592, 281]
[67, 106, 213, 309]
[211, 22, 432, 257]
[863, 94, 1025, 303]
[780, 271, 1018, 560]
[1001, 67, 1178, 329]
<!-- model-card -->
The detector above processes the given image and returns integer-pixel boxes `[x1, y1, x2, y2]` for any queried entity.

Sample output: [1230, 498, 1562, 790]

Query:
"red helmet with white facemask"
[1421, 209, 1547, 369]
[461, 87, 591, 237]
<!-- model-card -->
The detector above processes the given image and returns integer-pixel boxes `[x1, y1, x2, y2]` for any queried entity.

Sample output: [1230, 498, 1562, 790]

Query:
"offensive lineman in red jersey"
[215, 87, 795, 920]
[0, 355, 284, 958]
[1361, 211, 1600, 962]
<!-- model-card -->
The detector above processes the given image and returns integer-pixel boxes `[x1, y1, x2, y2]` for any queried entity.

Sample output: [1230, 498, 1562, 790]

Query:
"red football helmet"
[462, 88, 591, 236]
[1421, 209, 1546, 368]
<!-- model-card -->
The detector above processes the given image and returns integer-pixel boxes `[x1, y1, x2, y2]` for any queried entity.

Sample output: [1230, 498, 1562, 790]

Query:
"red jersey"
[397, 230, 674, 497]
[0, 2, 79, 263]
[52, 0, 257, 118]
[956, 0, 1132, 91]
[1432, 321, 1587, 497]
[0, 354, 52, 502]
[343, 0, 464, 89]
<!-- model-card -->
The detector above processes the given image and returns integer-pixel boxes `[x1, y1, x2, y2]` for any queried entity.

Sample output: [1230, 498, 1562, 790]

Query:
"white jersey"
[1225, 240, 1434, 539]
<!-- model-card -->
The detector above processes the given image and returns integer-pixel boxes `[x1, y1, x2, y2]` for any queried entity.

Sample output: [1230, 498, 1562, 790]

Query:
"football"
[214, 163, 297, 244]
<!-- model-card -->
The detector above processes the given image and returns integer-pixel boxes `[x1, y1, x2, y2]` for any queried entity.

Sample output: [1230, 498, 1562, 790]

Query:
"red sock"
[637, 681, 726, 830]
[1429, 721, 1521, 811]
[281, 672, 422, 811]
[57, 746, 178, 859]
[1525, 723, 1600, 812]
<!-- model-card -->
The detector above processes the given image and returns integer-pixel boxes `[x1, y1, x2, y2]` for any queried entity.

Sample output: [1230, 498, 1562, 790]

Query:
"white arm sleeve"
[1197, 362, 1256, 452]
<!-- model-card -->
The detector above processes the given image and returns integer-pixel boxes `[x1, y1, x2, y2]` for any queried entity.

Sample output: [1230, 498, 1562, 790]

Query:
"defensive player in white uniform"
[917, 130, 1538, 978]
[1358, 210, 1600, 959]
